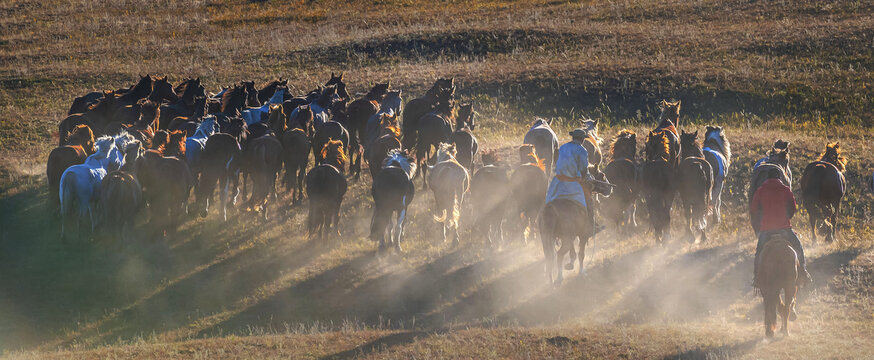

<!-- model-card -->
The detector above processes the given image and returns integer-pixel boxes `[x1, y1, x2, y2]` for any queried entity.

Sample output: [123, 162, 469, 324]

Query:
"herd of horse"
[48, 74, 853, 337]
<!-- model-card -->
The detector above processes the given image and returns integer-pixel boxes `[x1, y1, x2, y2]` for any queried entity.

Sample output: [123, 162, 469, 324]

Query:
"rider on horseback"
[546, 128, 608, 236]
[751, 167, 813, 287]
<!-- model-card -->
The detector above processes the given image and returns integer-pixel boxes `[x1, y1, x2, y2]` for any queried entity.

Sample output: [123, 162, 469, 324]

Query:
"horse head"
[321, 139, 347, 171]
[290, 104, 314, 136]
[383, 148, 417, 179]
[268, 104, 286, 134]
[610, 129, 636, 162]
[68, 124, 96, 154]
[645, 130, 671, 162]
[325, 72, 344, 86]
[680, 130, 703, 158]
[435, 142, 457, 163]
[242, 81, 259, 107]
[151, 76, 179, 103]
[367, 81, 391, 101]
[820, 142, 847, 172]
[163, 130, 186, 157]
[94, 136, 117, 157]
[704, 125, 731, 164]
[457, 103, 475, 131]
[221, 85, 247, 114]
[660, 99, 681, 127]
[378, 113, 401, 138]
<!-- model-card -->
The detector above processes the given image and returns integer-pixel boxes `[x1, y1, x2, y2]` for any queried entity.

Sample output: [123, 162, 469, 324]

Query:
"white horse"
[59, 136, 117, 240]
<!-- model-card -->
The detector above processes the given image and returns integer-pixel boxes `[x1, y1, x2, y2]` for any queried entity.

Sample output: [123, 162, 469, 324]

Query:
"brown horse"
[415, 93, 456, 187]
[47, 125, 95, 208]
[749, 144, 792, 204]
[540, 198, 593, 286]
[757, 234, 798, 338]
[370, 149, 417, 252]
[642, 130, 677, 244]
[59, 90, 116, 145]
[678, 130, 713, 243]
[159, 130, 186, 159]
[257, 78, 288, 105]
[428, 143, 470, 245]
[471, 150, 510, 248]
[511, 145, 548, 243]
[135, 150, 193, 239]
[800, 142, 847, 243]
[347, 81, 391, 179]
[195, 131, 244, 221]
[451, 104, 477, 176]
[402, 78, 455, 150]
[365, 113, 403, 178]
[98, 170, 144, 243]
[306, 140, 349, 240]
[280, 105, 313, 204]
[602, 129, 638, 234]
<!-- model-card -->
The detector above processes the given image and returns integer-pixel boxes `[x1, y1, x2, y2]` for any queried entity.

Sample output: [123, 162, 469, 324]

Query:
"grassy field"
[2, 0, 874, 358]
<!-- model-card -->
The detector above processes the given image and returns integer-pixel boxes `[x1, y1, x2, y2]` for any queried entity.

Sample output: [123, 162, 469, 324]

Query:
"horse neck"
[681, 144, 703, 158]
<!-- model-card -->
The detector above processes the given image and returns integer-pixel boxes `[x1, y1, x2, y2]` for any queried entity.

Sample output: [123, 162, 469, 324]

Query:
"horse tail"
[59, 171, 76, 219]
[450, 192, 461, 229]
[433, 209, 447, 223]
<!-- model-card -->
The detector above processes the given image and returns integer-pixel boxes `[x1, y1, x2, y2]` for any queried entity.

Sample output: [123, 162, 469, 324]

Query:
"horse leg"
[763, 290, 777, 338]
[780, 287, 794, 336]
[219, 175, 229, 221]
[395, 206, 407, 251]
[577, 235, 589, 276]
[808, 212, 817, 244]
[296, 165, 305, 204]
[565, 237, 577, 271]
[828, 202, 839, 243]
[556, 238, 573, 285]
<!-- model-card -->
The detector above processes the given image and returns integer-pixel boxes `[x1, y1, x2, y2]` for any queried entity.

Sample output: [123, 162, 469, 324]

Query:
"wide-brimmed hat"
[569, 128, 588, 139]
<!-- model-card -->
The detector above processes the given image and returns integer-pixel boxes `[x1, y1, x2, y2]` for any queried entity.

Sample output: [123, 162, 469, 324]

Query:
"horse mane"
[93, 136, 116, 157]
[609, 129, 636, 161]
[703, 126, 732, 165]
[379, 113, 401, 138]
[680, 131, 704, 158]
[67, 124, 95, 153]
[113, 131, 136, 155]
[159, 130, 186, 157]
[435, 142, 457, 163]
[383, 148, 417, 178]
[150, 130, 170, 150]
[647, 130, 671, 162]
[481, 149, 499, 166]
[221, 85, 246, 113]
[519, 144, 545, 170]
[268, 104, 286, 133]
[820, 142, 847, 172]
[320, 139, 347, 171]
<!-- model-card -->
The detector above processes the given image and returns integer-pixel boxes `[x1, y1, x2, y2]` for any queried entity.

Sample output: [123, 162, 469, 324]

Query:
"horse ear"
[546, 118, 553, 125]
[339, 73, 344, 80]
[386, 80, 391, 87]
[660, 99, 668, 107]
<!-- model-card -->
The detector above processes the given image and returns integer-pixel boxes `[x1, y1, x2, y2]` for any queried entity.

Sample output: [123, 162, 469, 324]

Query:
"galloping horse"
[415, 93, 456, 187]
[522, 118, 558, 176]
[370, 149, 417, 252]
[47, 125, 95, 208]
[642, 130, 677, 244]
[59, 91, 116, 146]
[365, 90, 403, 148]
[59, 136, 117, 240]
[800, 142, 847, 243]
[471, 150, 510, 247]
[242, 112, 283, 219]
[428, 143, 470, 245]
[346, 81, 391, 179]
[749, 143, 792, 204]
[539, 198, 593, 285]
[678, 130, 713, 243]
[195, 117, 247, 220]
[602, 129, 638, 234]
[702, 126, 731, 226]
[280, 105, 313, 204]
[365, 113, 403, 178]
[451, 104, 478, 176]
[510, 144, 548, 242]
[403, 78, 455, 150]
[757, 233, 798, 338]
[306, 140, 349, 240]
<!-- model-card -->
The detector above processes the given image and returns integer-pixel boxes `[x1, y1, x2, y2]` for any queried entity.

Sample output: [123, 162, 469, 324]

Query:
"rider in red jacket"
[750, 168, 812, 287]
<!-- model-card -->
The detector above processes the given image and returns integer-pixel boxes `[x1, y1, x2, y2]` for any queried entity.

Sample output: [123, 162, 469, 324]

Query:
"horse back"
[541, 198, 589, 239]
[801, 161, 845, 205]
[428, 160, 470, 193]
[641, 160, 673, 195]
[306, 164, 347, 200]
[372, 166, 415, 209]
[759, 238, 798, 290]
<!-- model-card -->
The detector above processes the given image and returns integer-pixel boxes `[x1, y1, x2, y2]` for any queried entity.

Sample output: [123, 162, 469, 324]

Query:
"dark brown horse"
[678, 130, 713, 243]
[306, 140, 349, 240]
[47, 125, 95, 208]
[451, 104, 477, 176]
[159, 130, 187, 159]
[135, 150, 193, 239]
[510, 144, 548, 242]
[280, 105, 313, 204]
[471, 150, 510, 248]
[241, 133, 283, 219]
[428, 143, 470, 245]
[59, 91, 116, 145]
[415, 93, 456, 187]
[402, 78, 455, 150]
[602, 129, 638, 234]
[346, 81, 390, 179]
[365, 114, 402, 178]
[757, 234, 798, 338]
[642, 130, 677, 244]
[194, 118, 247, 220]
[370, 149, 417, 252]
[800, 142, 847, 243]
[257, 78, 288, 105]
[749, 144, 792, 203]
[98, 170, 143, 243]
[540, 198, 592, 286]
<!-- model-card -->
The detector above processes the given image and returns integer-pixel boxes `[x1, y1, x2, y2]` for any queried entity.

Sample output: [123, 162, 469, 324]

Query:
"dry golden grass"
[1, 0, 874, 358]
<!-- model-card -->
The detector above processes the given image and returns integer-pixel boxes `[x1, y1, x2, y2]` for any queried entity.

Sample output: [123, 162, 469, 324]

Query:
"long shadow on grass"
[664, 338, 759, 359]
